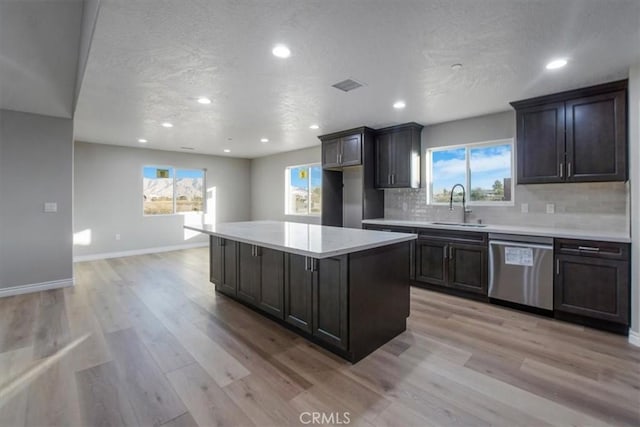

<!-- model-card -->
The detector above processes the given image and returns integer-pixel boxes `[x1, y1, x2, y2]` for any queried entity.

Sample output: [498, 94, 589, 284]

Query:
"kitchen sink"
[431, 222, 487, 228]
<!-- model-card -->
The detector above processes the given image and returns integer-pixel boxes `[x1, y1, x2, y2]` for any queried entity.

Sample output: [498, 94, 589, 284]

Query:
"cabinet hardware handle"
[449, 246, 453, 259]
[310, 258, 316, 272]
[304, 257, 309, 271]
[567, 162, 572, 177]
[559, 163, 563, 178]
[578, 246, 600, 252]
[556, 258, 559, 275]
[443, 246, 448, 260]
[392, 174, 395, 185]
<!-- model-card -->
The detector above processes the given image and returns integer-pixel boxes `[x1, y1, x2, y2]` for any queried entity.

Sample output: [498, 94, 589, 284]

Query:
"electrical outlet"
[115, 234, 121, 241]
[521, 203, 529, 213]
[546, 203, 555, 214]
[43, 202, 57, 213]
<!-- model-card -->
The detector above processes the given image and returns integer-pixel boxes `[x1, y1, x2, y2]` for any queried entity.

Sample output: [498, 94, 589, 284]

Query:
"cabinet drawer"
[363, 224, 415, 234]
[555, 239, 629, 260]
[417, 229, 487, 245]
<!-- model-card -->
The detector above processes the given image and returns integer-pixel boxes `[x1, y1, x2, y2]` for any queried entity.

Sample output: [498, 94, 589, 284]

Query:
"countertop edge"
[361, 219, 631, 244]
[184, 224, 417, 259]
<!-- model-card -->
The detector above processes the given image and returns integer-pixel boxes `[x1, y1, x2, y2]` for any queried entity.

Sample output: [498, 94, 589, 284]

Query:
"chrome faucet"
[449, 183, 472, 223]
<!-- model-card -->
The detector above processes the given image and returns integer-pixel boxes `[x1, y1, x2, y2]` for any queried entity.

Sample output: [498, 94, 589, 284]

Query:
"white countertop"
[361, 219, 631, 243]
[185, 221, 417, 258]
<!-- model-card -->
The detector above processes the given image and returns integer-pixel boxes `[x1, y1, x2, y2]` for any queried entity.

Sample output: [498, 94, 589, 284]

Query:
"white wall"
[0, 109, 73, 289]
[628, 64, 640, 338]
[73, 141, 251, 258]
[250, 146, 321, 224]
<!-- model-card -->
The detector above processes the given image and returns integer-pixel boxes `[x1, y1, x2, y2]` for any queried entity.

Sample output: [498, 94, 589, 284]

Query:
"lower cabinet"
[313, 256, 348, 350]
[210, 237, 238, 297]
[554, 239, 630, 327]
[284, 254, 314, 333]
[415, 231, 488, 296]
[237, 243, 285, 319]
[362, 224, 416, 279]
[283, 254, 349, 350]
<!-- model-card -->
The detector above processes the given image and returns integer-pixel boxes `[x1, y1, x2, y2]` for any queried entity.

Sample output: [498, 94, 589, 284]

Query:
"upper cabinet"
[374, 122, 423, 188]
[511, 80, 627, 184]
[321, 132, 362, 168]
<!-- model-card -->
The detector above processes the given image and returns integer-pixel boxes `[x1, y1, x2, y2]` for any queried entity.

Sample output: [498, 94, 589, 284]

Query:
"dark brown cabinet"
[210, 237, 238, 297]
[313, 255, 348, 350]
[362, 224, 416, 280]
[374, 123, 423, 188]
[321, 134, 362, 168]
[284, 254, 314, 333]
[283, 254, 349, 349]
[319, 127, 383, 227]
[414, 230, 488, 296]
[511, 80, 627, 184]
[554, 239, 630, 329]
[237, 244, 285, 319]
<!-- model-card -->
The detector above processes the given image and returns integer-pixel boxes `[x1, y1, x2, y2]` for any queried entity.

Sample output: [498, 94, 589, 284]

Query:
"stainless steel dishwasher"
[488, 233, 554, 310]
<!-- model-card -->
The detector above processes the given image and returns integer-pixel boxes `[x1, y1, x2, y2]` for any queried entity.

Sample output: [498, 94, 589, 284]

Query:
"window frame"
[426, 138, 515, 207]
[142, 166, 207, 216]
[284, 163, 322, 217]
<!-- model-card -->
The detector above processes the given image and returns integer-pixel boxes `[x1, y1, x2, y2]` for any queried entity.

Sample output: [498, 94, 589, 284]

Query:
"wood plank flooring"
[0, 247, 638, 426]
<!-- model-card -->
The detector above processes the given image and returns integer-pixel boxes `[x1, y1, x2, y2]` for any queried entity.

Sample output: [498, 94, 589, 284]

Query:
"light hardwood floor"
[0, 247, 639, 426]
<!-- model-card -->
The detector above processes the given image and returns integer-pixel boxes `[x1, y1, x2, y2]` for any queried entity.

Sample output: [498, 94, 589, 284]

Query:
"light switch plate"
[44, 202, 57, 213]
[546, 203, 555, 214]
[521, 203, 529, 213]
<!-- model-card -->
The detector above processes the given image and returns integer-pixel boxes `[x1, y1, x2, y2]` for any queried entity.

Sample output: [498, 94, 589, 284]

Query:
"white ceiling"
[0, 0, 85, 118]
[73, 0, 640, 158]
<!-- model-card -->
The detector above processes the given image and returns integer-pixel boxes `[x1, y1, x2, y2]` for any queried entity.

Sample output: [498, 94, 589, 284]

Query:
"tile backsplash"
[384, 182, 630, 233]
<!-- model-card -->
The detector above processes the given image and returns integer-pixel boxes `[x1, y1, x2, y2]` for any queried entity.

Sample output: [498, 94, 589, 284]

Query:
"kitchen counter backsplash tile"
[384, 182, 629, 233]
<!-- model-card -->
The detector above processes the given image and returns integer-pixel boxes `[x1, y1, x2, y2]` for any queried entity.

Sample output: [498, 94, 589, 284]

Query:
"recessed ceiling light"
[309, 124, 320, 130]
[545, 58, 568, 70]
[272, 44, 291, 58]
[260, 138, 269, 143]
[224, 149, 231, 153]
[197, 97, 211, 104]
[161, 122, 173, 128]
[393, 101, 406, 109]
[451, 63, 463, 71]
[137, 138, 148, 143]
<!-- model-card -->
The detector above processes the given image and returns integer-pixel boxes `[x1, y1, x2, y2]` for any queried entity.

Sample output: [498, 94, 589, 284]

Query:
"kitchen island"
[185, 221, 417, 362]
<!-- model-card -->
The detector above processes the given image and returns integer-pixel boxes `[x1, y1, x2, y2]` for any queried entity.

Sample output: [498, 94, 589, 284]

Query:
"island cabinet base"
[209, 236, 411, 363]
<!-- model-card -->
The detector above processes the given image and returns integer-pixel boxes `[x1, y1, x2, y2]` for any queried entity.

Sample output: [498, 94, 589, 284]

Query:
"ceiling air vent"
[331, 78, 364, 92]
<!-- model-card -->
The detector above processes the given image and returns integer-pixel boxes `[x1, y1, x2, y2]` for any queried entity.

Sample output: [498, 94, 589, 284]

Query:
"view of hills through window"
[430, 142, 512, 203]
[143, 167, 205, 215]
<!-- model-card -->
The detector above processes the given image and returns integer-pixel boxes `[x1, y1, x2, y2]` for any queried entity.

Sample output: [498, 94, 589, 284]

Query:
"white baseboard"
[629, 329, 640, 347]
[0, 278, 73, 298]
[73, 241, 209, 262]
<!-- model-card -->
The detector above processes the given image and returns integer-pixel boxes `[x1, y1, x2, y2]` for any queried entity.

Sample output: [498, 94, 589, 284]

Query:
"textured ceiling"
[74, 0, 640, 158]
[0, 0, 84, 118]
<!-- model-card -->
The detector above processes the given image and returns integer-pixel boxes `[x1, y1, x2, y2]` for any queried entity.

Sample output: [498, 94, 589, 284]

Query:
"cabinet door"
[322, 138, 341, 168]
[516, 102, 566, 184]
[210, 236, 224, 285]
[216, 240, 238, 297]
[258, 248, 285, 319]
[340, 134, 362, 166]
[374, 133, 392, 188]
[448, 243, 487, 295]
[284, 254, 313, 333]
[313, 256, 348, 350]
[415, 239, 448, 286]
[565, 90, 627, 182]
[555, 255, 629, 324]
[390, 129, 413, 187]
[237, 243, 260, 305]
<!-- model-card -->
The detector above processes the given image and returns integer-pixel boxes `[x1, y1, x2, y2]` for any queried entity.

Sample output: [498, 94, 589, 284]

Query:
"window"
[143, 166, 205, 215]
[285, 164, 322, 215]
[427, 139, 514, 205]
